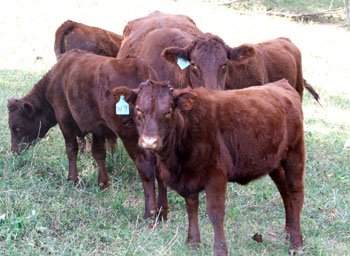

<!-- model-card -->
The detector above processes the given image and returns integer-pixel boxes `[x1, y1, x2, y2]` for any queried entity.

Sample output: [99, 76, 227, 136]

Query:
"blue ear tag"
[116, 95, 129, 115]
[177, 57, 190, 70]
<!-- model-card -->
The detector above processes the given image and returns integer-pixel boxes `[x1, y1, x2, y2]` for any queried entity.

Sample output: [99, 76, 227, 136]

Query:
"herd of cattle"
[8, 11, 320, 256]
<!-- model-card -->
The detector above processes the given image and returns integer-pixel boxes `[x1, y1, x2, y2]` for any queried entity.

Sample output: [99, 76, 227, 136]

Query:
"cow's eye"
[164, 109, 172, 119]
[135, 107, 143, 118]
[191, 63, 199, 72]
[13, 126, 21, 133]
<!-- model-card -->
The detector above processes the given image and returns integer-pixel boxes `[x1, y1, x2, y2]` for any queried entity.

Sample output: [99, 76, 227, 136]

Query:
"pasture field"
[1, 0, 349, 255]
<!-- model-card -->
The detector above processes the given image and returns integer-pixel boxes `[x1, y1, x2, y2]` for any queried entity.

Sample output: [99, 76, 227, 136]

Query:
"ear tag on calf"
[177, 57, 190, 70]
[116, 95, 129, 115]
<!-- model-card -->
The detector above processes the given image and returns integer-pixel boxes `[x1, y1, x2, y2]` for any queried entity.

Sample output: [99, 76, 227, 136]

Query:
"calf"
[54, 20, 123, 59]
[223, 37, 319, 100]
[8, 50, 168, 219]
[112, 80, 305, 255]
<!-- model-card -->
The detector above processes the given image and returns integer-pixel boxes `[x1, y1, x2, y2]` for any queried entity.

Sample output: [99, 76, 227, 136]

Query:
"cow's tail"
[54, 20, 75, 60]
[304, 79, 321, 104]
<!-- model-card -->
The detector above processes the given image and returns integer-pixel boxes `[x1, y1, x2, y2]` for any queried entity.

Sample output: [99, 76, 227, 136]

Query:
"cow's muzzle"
[139, 135, 162, 151]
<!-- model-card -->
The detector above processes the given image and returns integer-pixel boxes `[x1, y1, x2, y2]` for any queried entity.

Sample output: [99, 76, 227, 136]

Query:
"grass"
[216, 0, 348, 25]
[226, 0, 345, 12]
[1, 0, 350, 255]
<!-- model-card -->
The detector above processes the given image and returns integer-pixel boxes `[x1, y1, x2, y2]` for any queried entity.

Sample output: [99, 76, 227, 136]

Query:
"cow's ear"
[112, 86, 137, 105]
[227, 44, 256, 63]
[22, 101, 35, 118]
[174, 91, 196, 111]
[162, 47, 190, 66]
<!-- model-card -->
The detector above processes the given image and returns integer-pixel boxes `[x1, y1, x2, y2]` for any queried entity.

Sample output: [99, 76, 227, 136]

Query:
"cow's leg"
[60, 124, 79, 184]
[119, 131, 158, 219]
[134, 152, 157, 219]
[185, 194, 200, 246]
[91, 134, 109, 189]
[283, 144, 305, 255]
[205, 175, 228, 256]
[269, 167, 293, 238]
[155, 165, 168, 221]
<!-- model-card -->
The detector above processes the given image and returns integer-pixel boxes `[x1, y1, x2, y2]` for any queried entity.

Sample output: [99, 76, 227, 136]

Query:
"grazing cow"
[112, 80, 305, 255]
[54, 20, 123, 59]
[8, 50, 168, 220]
[118, 11, 319, 100]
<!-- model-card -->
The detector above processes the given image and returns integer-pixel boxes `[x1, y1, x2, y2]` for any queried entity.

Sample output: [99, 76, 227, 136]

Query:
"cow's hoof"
[213, 242, 228, 256]
[186, 241, 200, 250]
[68, 176, 80, 185]
[160, 209, 168, 221]
[99, 182, 110, 190]
[288, 247, 303, 256]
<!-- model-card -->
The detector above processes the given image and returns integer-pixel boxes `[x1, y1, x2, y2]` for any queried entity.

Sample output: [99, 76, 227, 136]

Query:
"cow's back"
[54, 20, 123, 59]
[47, 50, 154, 136]
[118, 11, 202, 59]
[259, 37, 303, 96]
[196, 80, 303, 183]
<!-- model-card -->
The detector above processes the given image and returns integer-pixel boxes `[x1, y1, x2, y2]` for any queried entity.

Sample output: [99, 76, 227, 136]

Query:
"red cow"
[54, 20, 123, 59]
[112, 79, 305, 255]
[8, 50, 168, 220]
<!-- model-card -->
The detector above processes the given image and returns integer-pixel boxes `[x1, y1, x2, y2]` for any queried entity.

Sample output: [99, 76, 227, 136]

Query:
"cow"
[54, 20, 124, 151]
[54, 20, 123, 60]
[117, 11, 203, 88]
[112, 79, 305, 255]
[7, 50, 168, 220]
[118, 11, 319, 100]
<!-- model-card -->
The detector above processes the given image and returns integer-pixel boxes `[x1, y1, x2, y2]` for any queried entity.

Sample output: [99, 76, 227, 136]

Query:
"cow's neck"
[23, 74, 58, 134]
[157, 111, 192, 186]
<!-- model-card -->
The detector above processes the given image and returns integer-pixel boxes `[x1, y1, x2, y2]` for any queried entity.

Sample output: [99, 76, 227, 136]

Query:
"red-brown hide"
[112, 79, 305, 255]
[226, 37, 319, 100]
[118, 12, 318, 99]
[7, 50, 168, 219]
[54, 20, 123, 59]
[117, 11, 206, 88]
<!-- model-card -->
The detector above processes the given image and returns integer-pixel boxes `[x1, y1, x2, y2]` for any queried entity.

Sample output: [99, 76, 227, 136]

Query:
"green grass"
[1, 0, 350, 255]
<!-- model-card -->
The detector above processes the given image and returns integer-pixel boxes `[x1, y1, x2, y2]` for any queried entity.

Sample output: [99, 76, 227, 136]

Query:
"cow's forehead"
[191, 38, 227, 63]
[137, 84, 173, 112]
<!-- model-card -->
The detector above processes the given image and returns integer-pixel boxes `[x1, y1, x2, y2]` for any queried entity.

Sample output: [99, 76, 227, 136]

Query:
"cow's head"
[162, 33, 256, 90]
[112, 80, 195, 152]
[7, 98, 47, 153]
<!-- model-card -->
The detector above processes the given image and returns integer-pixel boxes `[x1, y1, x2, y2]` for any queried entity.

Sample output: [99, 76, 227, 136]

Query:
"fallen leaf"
[269, 231, 277, 237]
[252, 233, 263, 243]
[327, 173, 336, 178]
[344, 138, 350, 150]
